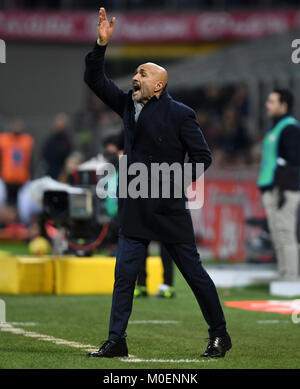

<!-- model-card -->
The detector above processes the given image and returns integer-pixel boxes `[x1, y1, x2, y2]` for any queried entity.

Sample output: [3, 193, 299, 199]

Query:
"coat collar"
[159, 84, 170, 99]
[128, 86, 170, 146]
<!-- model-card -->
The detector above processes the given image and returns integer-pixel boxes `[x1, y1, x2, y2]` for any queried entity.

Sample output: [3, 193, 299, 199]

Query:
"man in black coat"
[85, 8, 231, 359]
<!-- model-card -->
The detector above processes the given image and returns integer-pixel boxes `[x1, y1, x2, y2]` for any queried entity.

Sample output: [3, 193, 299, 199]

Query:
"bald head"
[132, 62, 168, 104]
[143, 62, 168, 85]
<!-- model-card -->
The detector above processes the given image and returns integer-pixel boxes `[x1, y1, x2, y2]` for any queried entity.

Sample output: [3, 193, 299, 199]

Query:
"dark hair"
[273, 88, 294, 113]
[102, 132, 124, 150]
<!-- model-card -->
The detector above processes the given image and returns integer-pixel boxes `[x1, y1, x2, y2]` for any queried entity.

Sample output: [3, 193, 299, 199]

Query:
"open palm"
[97, 8, 116, 46]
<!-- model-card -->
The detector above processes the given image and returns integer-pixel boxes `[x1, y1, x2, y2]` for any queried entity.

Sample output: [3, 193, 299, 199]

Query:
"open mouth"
[133, 83, 141, 93]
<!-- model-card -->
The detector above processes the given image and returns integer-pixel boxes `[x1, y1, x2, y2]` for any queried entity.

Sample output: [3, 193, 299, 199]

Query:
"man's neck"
[272, 113, 289, 126]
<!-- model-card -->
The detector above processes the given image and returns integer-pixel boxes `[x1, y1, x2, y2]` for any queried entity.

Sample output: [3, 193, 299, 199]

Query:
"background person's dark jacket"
[264, 114, 300, 192]
[42, 131, 72, 180]
[84, 43, 212, 243]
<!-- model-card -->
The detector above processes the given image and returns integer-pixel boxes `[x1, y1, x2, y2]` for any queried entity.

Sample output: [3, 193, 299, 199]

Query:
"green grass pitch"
[1, 268, 300, 370]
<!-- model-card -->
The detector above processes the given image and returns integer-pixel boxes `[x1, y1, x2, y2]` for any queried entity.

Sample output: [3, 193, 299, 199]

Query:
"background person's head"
[196, 109, 209, 127]
[11, 120, 24, 135]
[221, 105, 240, 134]
[102, 134, 123, 166]
[53, 113, 69, 133]
[103, 134, 120, 155]
[266, 89, 294, 118]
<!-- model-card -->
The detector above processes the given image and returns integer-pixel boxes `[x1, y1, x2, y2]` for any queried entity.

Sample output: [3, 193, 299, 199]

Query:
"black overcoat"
[84, 43, 212, 243]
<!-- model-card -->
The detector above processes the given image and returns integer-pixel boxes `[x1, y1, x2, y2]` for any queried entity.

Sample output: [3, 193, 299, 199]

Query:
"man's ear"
[281, 102, 288, 114]
[154, 81, 164, 93]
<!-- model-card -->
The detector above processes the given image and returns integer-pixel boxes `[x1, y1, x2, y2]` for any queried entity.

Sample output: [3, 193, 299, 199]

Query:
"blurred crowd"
[79, 82, 257, 168]
[0, 81, 259, 243]
[0, 114, 84, 239]
[182, 83, 255, 167]
[0, 0, 298, 10]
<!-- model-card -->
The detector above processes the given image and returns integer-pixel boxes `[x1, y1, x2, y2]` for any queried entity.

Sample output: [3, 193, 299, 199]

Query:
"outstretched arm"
[84, 8, 127, 118]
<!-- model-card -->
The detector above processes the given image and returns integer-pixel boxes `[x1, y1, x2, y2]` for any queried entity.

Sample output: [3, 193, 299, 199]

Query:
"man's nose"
[133, 73, 139, 82]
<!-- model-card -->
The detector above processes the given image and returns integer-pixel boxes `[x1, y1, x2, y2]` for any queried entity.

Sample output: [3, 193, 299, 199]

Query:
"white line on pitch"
[120, 358, 217, 363]
[0, 323, 95, 351]
[0, 322, 136, 357]
[257, 320, 289, 324]
[0, 323, 210, 363]
[129, 320, 180, 324]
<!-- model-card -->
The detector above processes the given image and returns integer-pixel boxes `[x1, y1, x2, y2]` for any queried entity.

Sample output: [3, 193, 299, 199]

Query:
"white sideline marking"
[129, 320, 180, 324]
[0, 323, 209, 364]
[0, 323, 95, 351]
[257, 320, 289, 324]
[9, 322, 37, 326]
[120, 358, 217, 363]
[0, 322, 136, 356]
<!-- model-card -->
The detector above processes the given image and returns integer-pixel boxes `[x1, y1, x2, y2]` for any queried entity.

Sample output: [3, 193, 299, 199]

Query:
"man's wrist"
[97, 38, 108, 46]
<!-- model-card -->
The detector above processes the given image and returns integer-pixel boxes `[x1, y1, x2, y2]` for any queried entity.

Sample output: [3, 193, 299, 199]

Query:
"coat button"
[158, 136, 163, 142]
[148, 155, 153, 161]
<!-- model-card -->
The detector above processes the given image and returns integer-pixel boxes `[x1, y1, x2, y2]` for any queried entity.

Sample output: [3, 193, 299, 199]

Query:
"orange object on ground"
[224, 300, 300, 315]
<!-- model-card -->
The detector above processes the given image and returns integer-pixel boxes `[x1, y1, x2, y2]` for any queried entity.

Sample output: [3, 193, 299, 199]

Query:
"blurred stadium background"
[1, 0, 300, 264]
[1, 0, 300, 370]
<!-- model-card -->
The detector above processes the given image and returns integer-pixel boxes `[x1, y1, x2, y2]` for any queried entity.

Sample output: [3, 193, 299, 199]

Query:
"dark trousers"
[137, 242, 174, 287]
[5, 183, 22, 207]
[108, 231, 227, 341]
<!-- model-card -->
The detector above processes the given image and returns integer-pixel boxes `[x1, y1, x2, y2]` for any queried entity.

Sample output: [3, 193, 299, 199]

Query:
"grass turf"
[1, 268, 300, 370]
[0, 242, 31, 256]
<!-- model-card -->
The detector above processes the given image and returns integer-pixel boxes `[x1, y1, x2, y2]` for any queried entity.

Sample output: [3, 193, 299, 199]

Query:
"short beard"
[132, 94, 141, 103]
[133, 94, 152, 104]
[132, 87, 154, 104]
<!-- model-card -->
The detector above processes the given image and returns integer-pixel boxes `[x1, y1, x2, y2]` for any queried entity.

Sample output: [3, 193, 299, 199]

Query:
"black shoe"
[201, 333, 232, 358]
[87, 339, 128, 358]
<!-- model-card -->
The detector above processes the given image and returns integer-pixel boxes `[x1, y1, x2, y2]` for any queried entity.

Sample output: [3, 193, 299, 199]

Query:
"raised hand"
[97, 7, 116, 46]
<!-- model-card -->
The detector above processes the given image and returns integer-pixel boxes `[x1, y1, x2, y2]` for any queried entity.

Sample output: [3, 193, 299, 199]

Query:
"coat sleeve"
[84, 43, 127, 118]
[274, 124, 300, 190]
[179, 107, 212, 182]
[279, 124, 300, 166]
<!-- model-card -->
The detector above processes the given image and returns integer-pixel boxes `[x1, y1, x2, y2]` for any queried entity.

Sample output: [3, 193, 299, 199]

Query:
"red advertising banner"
[190, 175, 266, 262]
[213, 203, 245, 262]
[0, 9, 300, 43]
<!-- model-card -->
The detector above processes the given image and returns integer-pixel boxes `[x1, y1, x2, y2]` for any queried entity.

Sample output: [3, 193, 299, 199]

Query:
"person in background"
[100, 133, 124, 254]
[196, 108, 220, 151]
[134, 243, 175, 299]
[0, 206, 18, 225]
[41, 113, 73, 180]
[102, 133, 124, 164]
[257, 89, 300, 282]
[58, 151, 85, 184]
[214, 105, 250, 166]
[0, 120, 34, 207]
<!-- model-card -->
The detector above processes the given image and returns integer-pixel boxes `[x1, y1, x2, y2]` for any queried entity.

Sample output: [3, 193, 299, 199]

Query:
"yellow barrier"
[145, 257, 164, 295]
[54, 256, 163, 295]
[55, 257, 115, 295]
[0, 256, 54, 295]
[0, 250, 11, 258]
[0, 255, 163, 295]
